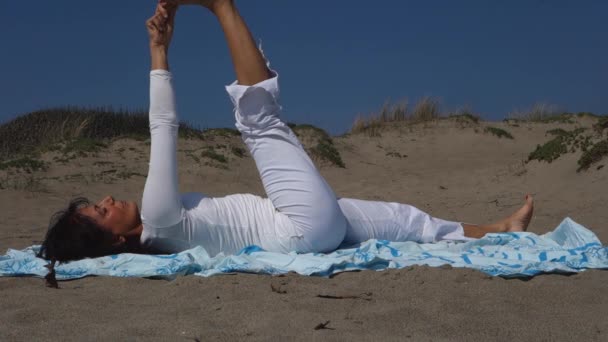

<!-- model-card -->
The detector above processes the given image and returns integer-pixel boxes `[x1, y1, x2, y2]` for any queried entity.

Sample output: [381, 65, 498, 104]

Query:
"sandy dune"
[1, 117, 607, 341]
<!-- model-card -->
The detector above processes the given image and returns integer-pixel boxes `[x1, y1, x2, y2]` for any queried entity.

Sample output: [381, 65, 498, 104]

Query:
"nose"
[100, 196, 114, 206]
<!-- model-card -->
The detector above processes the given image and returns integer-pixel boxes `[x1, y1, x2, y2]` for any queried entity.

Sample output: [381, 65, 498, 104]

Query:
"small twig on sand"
[314, 321, 333, 330]
[488, 199, 499, 206]
[316, 292, 372, 301]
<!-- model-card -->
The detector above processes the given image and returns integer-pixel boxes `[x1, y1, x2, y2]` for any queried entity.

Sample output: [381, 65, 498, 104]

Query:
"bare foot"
[461, 195, 534, 238]
[177, 0, 204, 5]
[177, 0, 232, 10]
[502, 195, 534, 232]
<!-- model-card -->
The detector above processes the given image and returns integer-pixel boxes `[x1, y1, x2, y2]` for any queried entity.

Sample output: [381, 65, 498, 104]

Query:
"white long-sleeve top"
[140, 70, 468, 257]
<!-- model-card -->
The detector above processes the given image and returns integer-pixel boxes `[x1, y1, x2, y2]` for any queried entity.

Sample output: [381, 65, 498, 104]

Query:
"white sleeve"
[141, 70, 185, 228]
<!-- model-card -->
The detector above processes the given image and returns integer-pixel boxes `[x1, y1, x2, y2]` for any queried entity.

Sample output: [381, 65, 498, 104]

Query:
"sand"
[1, 117, 607, 341]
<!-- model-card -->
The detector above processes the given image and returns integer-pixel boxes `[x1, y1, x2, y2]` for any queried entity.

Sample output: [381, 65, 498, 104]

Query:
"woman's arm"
[141, 2, 185, 229]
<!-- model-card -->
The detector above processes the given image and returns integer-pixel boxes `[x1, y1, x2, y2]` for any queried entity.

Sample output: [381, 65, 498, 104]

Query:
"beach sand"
[1, 117, 607, 341]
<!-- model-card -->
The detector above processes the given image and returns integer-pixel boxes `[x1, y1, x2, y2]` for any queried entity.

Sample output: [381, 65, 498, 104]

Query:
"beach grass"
[3, 105, 606, 174]
[411, 97, 441, 123]
[507, 103, 575, 124]
[350, 98, 444, 136]
[0, 106, 206, 160]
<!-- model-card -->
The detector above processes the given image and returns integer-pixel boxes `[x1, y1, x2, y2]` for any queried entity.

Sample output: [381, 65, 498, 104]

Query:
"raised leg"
[178, 0, 269, 85]
[186, 0, 347, 252]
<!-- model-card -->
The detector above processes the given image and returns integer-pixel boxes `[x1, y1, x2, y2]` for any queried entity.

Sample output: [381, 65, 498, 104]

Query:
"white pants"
[226, 70, 468, 252]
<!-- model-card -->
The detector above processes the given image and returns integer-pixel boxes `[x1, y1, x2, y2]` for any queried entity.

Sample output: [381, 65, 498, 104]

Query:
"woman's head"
[77, 195, 142, 240]
[38, 196, 143, 262]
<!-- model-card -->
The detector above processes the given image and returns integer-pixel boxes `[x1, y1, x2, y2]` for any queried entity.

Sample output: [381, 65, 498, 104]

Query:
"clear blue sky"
[2, 1, 607, 134]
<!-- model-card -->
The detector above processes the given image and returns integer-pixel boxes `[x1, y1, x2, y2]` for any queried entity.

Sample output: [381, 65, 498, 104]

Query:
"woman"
[39, 0, 533, 267]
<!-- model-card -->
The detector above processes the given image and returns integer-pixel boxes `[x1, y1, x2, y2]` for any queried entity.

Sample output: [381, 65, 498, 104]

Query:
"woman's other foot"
[177, 0, 233, 11]
[461, 195, 534, 239]
[502, 195, 534, 233]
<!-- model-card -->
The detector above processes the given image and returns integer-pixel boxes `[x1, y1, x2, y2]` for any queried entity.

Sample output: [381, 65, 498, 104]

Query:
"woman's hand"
[146, 1, 178, 51]
[147, 1, 178, 70]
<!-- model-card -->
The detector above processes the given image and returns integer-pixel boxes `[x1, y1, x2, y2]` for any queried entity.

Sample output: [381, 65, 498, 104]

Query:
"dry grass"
[411, 97, 441, 123]
[351, 101, 408, 137]
[507, 103, 574, 123]
[350, 98, 442, 136]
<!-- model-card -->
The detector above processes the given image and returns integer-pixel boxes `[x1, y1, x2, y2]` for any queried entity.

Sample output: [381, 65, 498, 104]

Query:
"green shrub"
[484, 127, 514, 139]
[529, 128, 587, 163]
[186, 151, 200, 163]
[291, 124, 345, 168]
[53, 154, 77, 164]
[449, 113, 480, 125]
[546, 128, 569, 136]
[577, 140, 608, 172]
[594, 116, 608, 134]
[62, 137, 108, 154]
[200, 147, 227, 163]
[528, 138, 568, 163]
[0, 157, 48, 173]
[311, 139, 345, 168]
[231, 146, 246, 158]
[178, 124, 206, 140]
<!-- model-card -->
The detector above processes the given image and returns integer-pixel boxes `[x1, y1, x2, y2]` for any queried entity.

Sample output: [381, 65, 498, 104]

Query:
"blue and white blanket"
[1, 217, 606, 280]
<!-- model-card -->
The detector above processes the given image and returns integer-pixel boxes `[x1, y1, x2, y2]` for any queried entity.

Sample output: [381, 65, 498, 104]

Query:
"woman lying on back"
[39, 0, 534, 271]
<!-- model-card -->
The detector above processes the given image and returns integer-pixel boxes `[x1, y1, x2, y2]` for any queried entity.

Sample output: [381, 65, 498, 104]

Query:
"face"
[78, 196, 142, 239]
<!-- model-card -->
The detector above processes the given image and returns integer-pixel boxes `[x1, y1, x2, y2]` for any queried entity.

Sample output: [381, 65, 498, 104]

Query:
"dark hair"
[37, 197, 127, 287]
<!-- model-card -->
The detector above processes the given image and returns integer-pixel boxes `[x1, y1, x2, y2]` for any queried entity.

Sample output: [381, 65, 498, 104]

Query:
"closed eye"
[94, 205, 106, 217]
